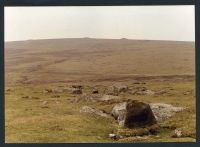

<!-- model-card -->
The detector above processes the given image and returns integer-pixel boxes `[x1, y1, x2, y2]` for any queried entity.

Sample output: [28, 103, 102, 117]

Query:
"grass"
[5, 78, 195, 143]
[5, 39, 195, 143]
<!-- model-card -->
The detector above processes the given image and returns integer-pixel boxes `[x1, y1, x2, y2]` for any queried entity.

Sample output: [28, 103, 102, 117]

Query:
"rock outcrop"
[150, 103, 185, 121]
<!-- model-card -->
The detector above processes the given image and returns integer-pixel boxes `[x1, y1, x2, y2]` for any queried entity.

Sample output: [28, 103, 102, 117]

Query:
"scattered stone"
[76, 93, 100, 102]
[183, 91, 192, 95]
[106, 84, 128, 96]
[41, 101, 49, 108]
[52, 88, 63, 93]
[31, 96, 40, 99]
[109, 134, 122, 140]
[55, 101, 60, 104]
[50, 125, 64, 131]
[114, 84, 128, 93]
[111, 102, 127, 120]
[109, 133, 116, 139]
[99, 95, 120, 102]
[161, 124, 177, 130]
[112, 100, 157, 128]
[51, 95, 60, 98]
[43, 89, 53, 94]
[145, 90, 155, 95]
[171, 129, 183, 138]
[150, 103, 185, 121]
[133, 82, 140, 84]
[133, 81, 146, 84]
[106, 86, 119, 96]
[71, 88, 82, 94]
[135, 136, 142, 139]
[22, 96, 29, 99]
[42, 101, 48, 105]
[58, 85, 64, 87]
[80, 106, 110, 118]
[6, 88, 11, 92]
[117, 127, 151, 137]
[155, 90, 168, 95]
[71, 85, 83, 89]
[92, 88, 99, 94]
[21, 96, 40, 99]
[130, 87, 155, 95]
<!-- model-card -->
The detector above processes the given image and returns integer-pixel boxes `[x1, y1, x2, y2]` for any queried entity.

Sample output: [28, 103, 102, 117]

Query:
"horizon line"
[5, 37, 195, 43]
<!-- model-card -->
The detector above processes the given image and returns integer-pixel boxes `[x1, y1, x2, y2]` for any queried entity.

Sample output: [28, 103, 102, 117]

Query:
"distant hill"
[5, 38, 195, 84]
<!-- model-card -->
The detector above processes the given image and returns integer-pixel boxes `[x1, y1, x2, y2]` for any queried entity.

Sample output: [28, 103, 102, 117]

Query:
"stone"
[133, 81, 146, 84]
[31, 96, 40, 99]
[124, 100, 157, 128]
[71, 85, 83, 89]
[41, 101, 49, 108]
[51, 95, 60, 98]
[6, 88, 11, 92]
[99, 95, 120, 102]
[77, 93, 100, 102]
[114, 84, 128, 93]
[80, 106, 110, 118]
[111, 100, 157, 128]
[150, 103, 185, 121]
[21, 96, 29, 99]
[129, 87, 155, 95]
[92, 88, 99, 94]
[106, 86, 119, 96]
[111, 102, 127, 119]
[71, 88, 82, 94]
[172, 129, 183, 138]
[43, 89, 53, 94]
[21, 96, 40, 99]
[106, 84, 128, 96]
[52, 88, 63, 93]
[109, 134, 122, 140]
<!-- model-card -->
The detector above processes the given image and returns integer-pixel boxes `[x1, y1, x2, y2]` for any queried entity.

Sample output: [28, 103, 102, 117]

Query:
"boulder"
[111, 100, 157, 128]
[124, 100, 157, 128]
[150, 103, 185, 121]
[80, 106, 110, 118]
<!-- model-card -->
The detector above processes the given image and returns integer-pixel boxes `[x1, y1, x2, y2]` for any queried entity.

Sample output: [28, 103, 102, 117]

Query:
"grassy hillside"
[5, 38, 195, 143]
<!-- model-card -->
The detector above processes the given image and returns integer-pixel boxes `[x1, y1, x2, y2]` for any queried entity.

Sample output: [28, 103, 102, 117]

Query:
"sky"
[5, 6, 195, 42]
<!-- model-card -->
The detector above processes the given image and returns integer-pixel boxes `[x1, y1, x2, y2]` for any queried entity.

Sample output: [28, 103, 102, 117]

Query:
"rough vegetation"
[5, 38, 195, 143]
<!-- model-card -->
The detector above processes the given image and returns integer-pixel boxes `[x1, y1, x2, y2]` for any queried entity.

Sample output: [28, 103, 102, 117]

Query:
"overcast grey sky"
[5, 6, 194, 42]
